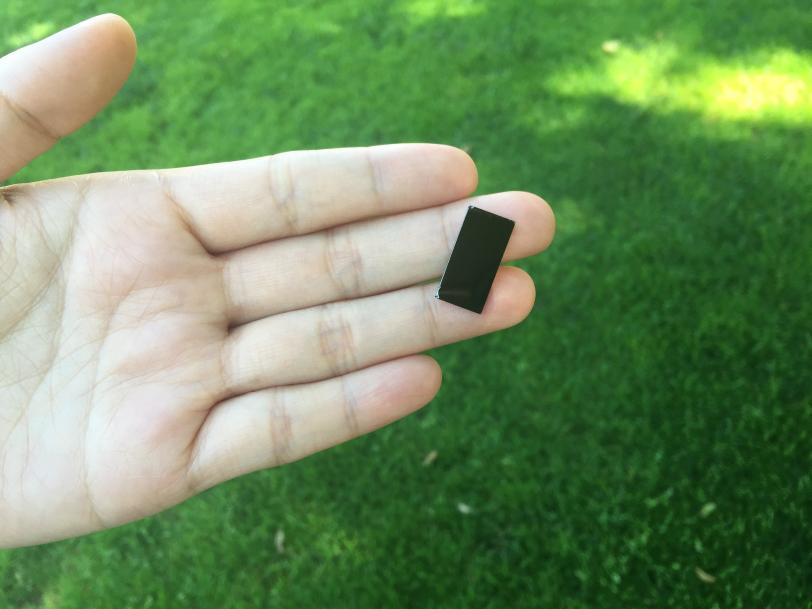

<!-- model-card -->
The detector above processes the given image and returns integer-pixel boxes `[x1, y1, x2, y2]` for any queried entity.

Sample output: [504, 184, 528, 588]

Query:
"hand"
[0, 15, 554, 547]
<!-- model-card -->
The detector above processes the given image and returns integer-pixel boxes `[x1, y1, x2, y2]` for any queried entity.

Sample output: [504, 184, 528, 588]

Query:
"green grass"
[2, 0, 811, 607]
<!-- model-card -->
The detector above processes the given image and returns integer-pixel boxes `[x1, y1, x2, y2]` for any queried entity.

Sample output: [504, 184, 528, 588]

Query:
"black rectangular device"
[435, 206, 515, 314]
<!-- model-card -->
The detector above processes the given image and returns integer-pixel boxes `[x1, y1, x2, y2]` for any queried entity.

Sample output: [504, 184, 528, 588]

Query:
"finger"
[187, 355, 441, 491]
[222, 266, 534, 394]
[223, 191, 554, 324]
[0, 14, 136, 181]
[159, 144, 477, 252]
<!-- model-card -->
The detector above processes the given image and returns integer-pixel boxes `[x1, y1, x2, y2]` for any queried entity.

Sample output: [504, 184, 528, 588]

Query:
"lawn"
[1, 0, 811, 607]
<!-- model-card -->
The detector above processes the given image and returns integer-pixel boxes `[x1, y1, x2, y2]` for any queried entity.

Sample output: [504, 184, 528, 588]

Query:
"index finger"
[159, 144, 478, 253]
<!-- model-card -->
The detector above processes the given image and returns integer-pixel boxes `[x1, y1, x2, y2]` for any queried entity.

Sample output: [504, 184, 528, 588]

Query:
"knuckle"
[267, 153, 300, 234]
[364, 147, 386, 211]
[317, 304, 358, 376]
[0, 89, 59, 143]
[338, 376, 361, 438]
[268, 392, 294, 466]
[219, 333, 242, 394]
[323, 226, 365, 298]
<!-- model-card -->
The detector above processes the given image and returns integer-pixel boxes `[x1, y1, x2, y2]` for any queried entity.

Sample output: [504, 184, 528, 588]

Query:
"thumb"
[0, 14, 136, 182]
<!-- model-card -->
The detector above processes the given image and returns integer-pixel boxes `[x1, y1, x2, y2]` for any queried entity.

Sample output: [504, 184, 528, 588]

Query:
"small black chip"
[435, 206, 515, 314]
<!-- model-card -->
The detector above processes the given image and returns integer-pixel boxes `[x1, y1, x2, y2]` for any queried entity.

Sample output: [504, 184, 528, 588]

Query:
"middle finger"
[222, 191, 553, 324]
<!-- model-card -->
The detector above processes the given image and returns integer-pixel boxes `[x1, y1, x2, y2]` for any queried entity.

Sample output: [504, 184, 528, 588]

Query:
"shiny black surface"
[436, 206, 514, 313]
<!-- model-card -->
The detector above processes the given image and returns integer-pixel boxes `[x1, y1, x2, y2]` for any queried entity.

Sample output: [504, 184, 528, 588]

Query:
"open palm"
[0, 15, 554, 547]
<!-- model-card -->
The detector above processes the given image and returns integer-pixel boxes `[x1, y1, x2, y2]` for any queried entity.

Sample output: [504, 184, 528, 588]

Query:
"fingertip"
[498, 191, 555, 256]
[79, 13, 137, 77]
[411, 354, 443, 399]
[445, 144, 479, 196]
[382, 354, 442, 406]
[535, 194, 556, 251]
[357, 356, 442, 430]
[486, 266, 536, 326]
[418, 143, 478, 200]
[93, 13, 138, 62]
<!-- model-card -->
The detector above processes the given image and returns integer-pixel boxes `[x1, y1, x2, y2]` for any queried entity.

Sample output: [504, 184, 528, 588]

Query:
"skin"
[0, 14, 555, 548]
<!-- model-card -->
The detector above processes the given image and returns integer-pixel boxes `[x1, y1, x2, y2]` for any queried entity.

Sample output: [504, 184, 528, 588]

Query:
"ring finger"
[222, 265, 535, 395]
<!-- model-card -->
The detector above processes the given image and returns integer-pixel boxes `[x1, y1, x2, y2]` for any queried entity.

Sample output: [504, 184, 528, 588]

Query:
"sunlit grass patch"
[549, 40, 812, 124]
[402, 0, 485, 21]
[4, 20, 55, 49]
[704, 51, 811, 121]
